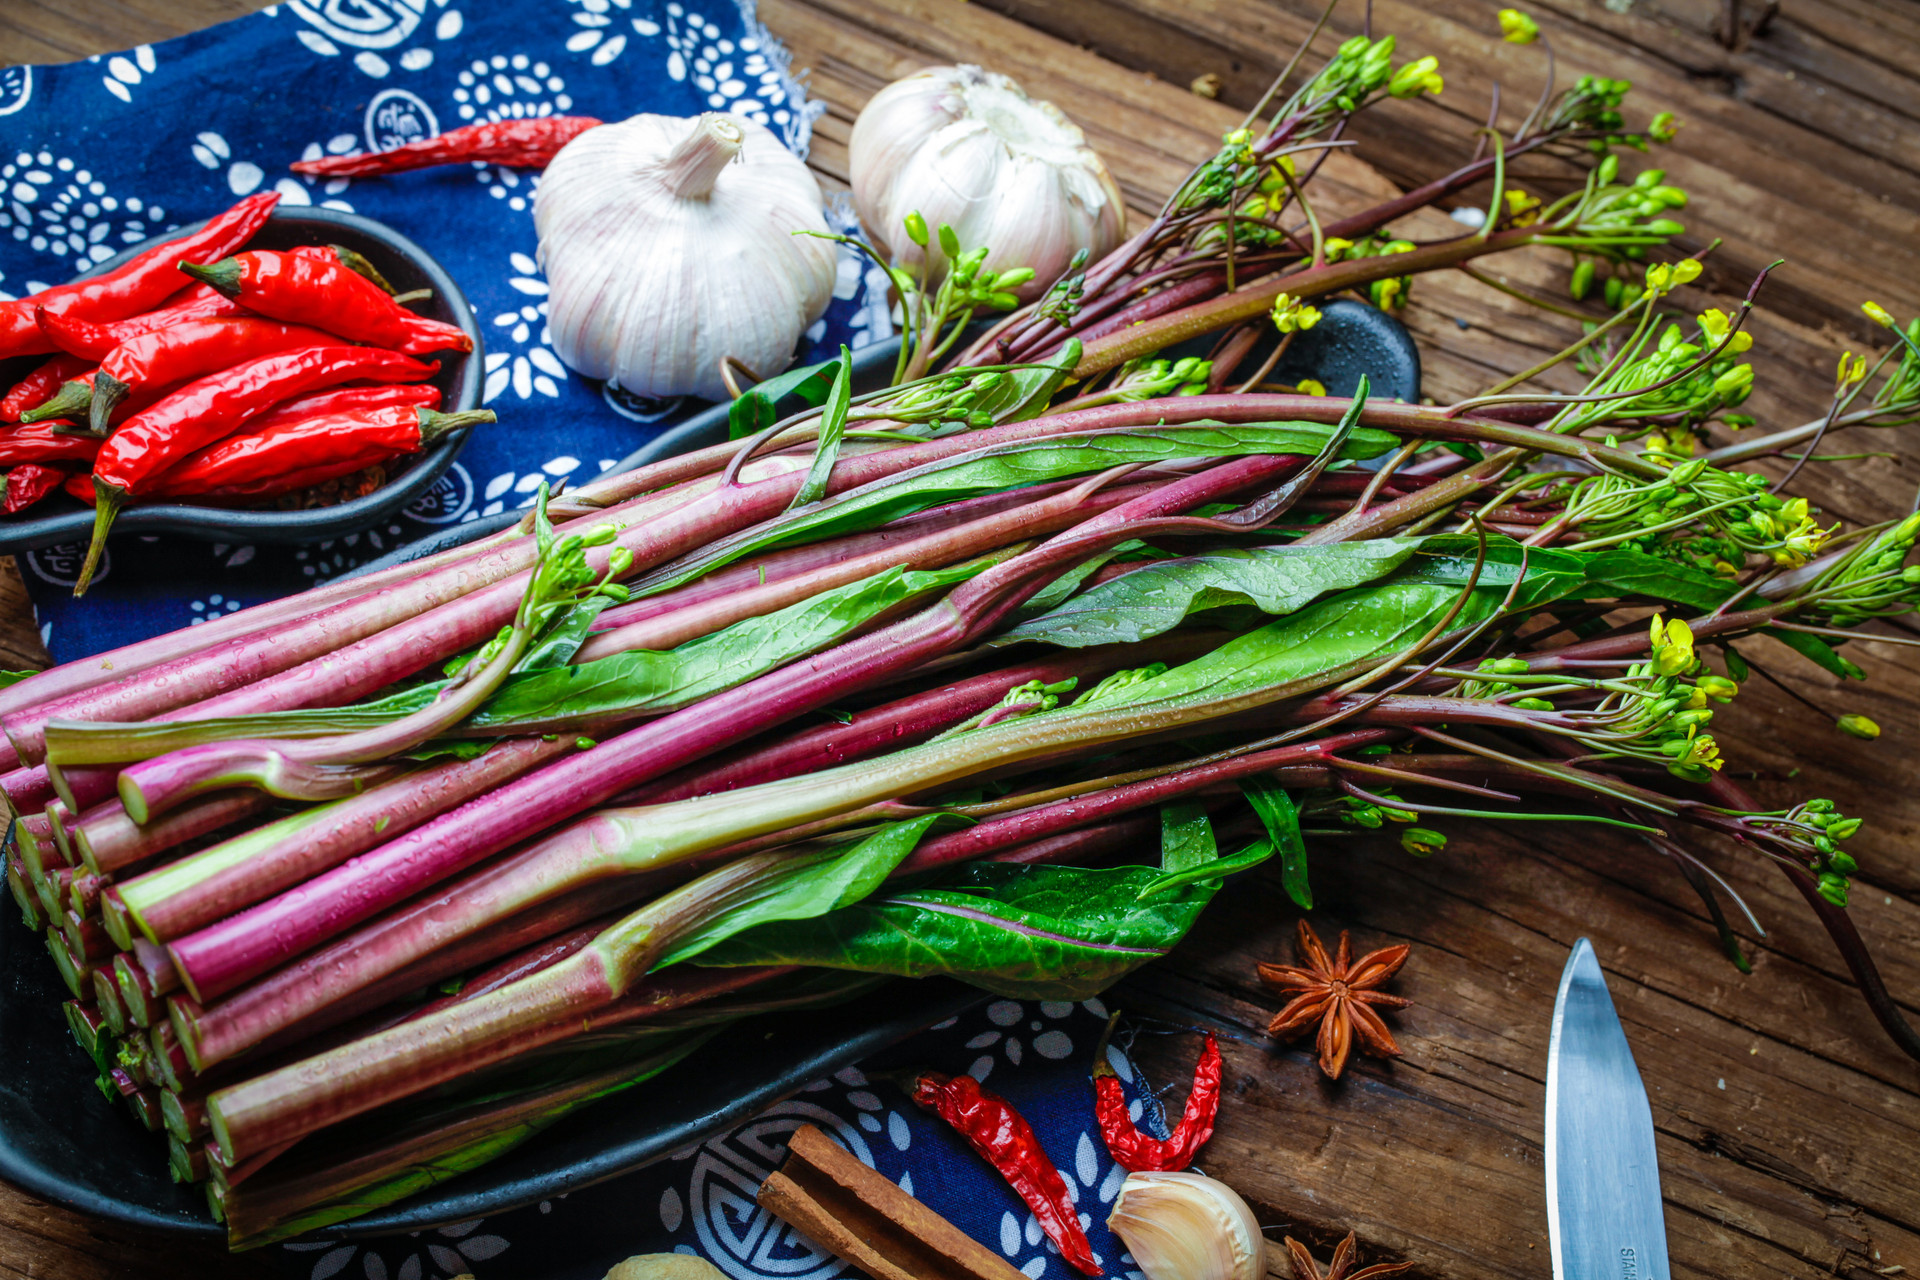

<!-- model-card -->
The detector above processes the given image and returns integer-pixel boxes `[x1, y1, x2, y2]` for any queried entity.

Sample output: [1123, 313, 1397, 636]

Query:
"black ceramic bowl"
[0, 206, 484, 555]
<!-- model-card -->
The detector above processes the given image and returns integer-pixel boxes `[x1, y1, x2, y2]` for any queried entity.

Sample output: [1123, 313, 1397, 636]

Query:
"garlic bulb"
[1107, 1171, 1266, 1280]
[603, 1256, 727, 1280]
[849, 65, 1125, 298]
[535, 112, 837, 402]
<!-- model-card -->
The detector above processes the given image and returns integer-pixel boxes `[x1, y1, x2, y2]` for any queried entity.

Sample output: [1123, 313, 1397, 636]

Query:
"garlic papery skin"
[534, 112, 837, 402]
[1107, 1171, 1265, 1280]
[849, 65, 1125, 299]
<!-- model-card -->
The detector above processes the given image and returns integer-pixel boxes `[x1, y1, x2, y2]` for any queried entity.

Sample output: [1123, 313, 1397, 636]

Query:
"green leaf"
[993, 540, 1424, 649]
[1576, 548, 1733, 610]
[787, 346, 854, 510]
[518, 595, 616, 671]
[655, 815, 948, 969]
[1159, 801, 1217, 875]
[969, 341, 1082, 423]
[694, 860, 1221, 1001]
[1137, 838, 1274, 900]
[1764, 627, 1866, 680]
[632, 420, 1400, 598]
[1397, 535, 1589, 611]
[1242, 777, 1310, 907]
[727, 358, 838, 440]
[0, 671, 37, 688]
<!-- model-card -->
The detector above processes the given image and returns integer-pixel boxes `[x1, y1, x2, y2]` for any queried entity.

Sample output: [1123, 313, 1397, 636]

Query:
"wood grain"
[2, 0, 1917, 1276]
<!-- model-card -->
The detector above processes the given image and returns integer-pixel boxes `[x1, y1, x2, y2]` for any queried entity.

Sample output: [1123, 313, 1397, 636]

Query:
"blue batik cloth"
[0, 0, 892, 661]
[278, 997, 1192, 1280]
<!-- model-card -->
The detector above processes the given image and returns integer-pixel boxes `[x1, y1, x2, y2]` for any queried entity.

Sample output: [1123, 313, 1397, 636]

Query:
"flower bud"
[1498, 8, 1540, 42]
[1401, 828, 1447, 857]
[1569, 260, 1595, 300]
[903, 210, 929, 247]
[1862, 300, 1896, 328]
[1388, 56, 1444, 98]
[1829, 817, 1862, 840]
[1836, 713, 1880, 740]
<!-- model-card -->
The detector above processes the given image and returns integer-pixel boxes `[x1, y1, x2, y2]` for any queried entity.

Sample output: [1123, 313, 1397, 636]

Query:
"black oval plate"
[0, 303, 1418, 1242]
[0, 206, 484, 556]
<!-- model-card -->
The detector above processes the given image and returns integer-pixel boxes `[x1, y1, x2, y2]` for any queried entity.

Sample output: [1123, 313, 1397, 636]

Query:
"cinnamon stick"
[757, 1123, 1028, 1280]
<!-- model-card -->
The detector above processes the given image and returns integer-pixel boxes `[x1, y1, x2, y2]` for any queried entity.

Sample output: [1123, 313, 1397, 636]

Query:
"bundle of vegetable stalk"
[5, 21, 1920, 1251]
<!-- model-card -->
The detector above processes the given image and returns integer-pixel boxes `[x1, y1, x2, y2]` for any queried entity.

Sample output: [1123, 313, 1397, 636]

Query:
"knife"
[1545, 937, 1672, 1280]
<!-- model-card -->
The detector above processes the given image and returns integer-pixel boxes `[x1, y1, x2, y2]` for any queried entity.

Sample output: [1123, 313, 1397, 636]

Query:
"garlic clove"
[850, 65, 1125, 299]
[535, 112, 837, 402]
[1107, 1170, 1266, 1280]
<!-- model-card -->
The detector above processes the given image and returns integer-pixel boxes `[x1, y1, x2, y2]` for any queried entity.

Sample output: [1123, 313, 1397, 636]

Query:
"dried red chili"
[34, 285, 247, 362]
[5, 464, 73, 515]
[68, 315, 342, 434]
[181, 250, 472, 355]
[289, 117, 603, 178]
[0, 424, 103, 468]
[1090, 1017, 1222, 1172]
[152, 405, 491, 501]
[910, 1070, 1102, 1276]
[0, 192, 276, 360]
[1, 354, 93, 422]
[74, 345, 439, 595]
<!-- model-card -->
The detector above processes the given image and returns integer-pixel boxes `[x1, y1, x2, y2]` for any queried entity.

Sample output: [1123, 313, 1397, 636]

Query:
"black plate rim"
[0, 205, 484, 555]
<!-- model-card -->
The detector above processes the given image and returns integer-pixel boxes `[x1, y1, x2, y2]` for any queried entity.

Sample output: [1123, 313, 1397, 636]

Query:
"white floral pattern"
[285, 1217, 509, 1280]
[450, 54, 572, 211]
[0, 152, 165, 290]
[287, 0, 466, 78]
[481, 251, 567, 403]
[88, 44, 157, 104]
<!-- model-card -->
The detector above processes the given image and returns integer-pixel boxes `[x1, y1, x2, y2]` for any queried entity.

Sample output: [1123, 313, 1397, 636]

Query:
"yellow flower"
[1835, 351, 1868, 388]
[1322, 236, 1354, 258]
[1271, 293, 1323, 334]
[1645, 259, 1702, 294]
[1388, 56, 1444, 99]
[1695, 307, 1752, 352]
[1504, 188, 1542, 227]
[1649, 615, 1695, 676]
[1498, 8, 1541, 43]
[1677, 732, 1724, 772]
[1862, 301, 1897, 329]
[1295, 378, 1327, 396]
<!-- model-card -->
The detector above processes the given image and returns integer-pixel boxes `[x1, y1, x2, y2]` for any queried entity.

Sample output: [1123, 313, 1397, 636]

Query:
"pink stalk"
[1, 766, 55, 821]
[577, 479, 1159, 660]
[15, 811, 64, 876]
[624, 633, 1225, 806]
[164, 455, 1300, 1005]
[120, 738, 574, 943]
[74, 791, 272, 876]
[206, 963, 789, 1162]
[3, 479, 716, 767]
[177, 863, 701, 1070]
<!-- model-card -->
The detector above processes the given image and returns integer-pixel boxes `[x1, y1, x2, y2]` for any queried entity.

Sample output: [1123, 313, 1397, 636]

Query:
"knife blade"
[1545, 937, 1672, 1280]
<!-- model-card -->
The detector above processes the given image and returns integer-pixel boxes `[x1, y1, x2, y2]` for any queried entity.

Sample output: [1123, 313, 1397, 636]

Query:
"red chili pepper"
[0, 192, 277, 360]
[289, 117, 603, 177]
[152, 405, 491, 500]
[236, 383, 441, 436]
[73, 345, 439, 596]
[1091, 1018, 1221, 1172]
[19, 369, 175, 434]
[0, 423, 103, 468]
[34, 285, 248, 361]
[1, 354, 93, 422]
[61, 315, 343, 435]
[61, 472, 94, 505]
[180, 251, 471, 355]
[5, 464, 74, 515]
[911, 1070, 1102, 1275]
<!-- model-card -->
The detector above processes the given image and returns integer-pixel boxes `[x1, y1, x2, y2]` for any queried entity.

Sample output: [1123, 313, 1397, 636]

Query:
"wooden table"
[3, 0, 1918, 1276]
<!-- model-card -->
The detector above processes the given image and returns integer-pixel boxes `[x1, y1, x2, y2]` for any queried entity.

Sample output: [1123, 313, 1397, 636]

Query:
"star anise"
[1257, 919, 1411, 1079]
[1284, 1232, 1415, 1280]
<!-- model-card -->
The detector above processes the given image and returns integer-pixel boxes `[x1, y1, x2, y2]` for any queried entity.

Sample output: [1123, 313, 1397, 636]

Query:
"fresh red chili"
[289, 117, 603, 177]
[911, 1070, 1102, 1275]
[5, 464, 74, 515]
[74, 345, 439, 595]
[180, 250, 471, 355]
[1091, 1019, 1222, 1172]
[0, 192, 277, 360]
[152, 405, 491, 500]
[1, 354, 93, 422]
[34, 285, 248, 361]
[20, 370, 174, 434]
[0, 424, 103, 467]
[72, 316, 342, 434]
[236, 383, 441, 435]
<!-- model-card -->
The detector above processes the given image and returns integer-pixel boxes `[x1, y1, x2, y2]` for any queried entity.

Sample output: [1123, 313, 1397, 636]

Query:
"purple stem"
[165, 456, 1302, 1008]
[74, 791, 272, 877]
